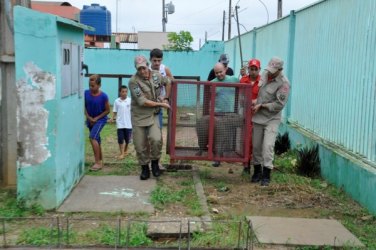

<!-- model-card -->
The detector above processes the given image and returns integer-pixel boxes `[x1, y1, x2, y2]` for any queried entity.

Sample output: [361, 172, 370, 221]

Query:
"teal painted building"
[14, 7, 91, 209]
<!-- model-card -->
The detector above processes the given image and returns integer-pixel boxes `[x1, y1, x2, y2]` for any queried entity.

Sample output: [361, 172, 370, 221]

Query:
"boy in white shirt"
[110, 85, 132, 159]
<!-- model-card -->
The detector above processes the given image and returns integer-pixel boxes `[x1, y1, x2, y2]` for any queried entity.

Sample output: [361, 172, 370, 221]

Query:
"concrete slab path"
[58, 176, 155, 213]
[247, 216, 364, 247]
[147, 216, 204, 238]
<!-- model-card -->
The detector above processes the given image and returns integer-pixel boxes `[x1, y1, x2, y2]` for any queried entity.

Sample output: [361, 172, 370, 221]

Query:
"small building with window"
[14, 6, 93, 209]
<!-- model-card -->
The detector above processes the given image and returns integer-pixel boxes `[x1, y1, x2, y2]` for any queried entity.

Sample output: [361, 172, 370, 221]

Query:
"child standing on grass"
[84, 74, 110, 171]
[110, 85, 132, 159]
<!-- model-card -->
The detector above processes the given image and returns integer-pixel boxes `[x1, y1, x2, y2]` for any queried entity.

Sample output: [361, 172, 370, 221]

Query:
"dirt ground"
[87, 124, 365, 221]
[1, 123, 374, 248]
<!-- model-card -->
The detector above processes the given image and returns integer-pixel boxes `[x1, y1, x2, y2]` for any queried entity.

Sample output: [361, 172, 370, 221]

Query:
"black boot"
[140, 165, 150, 180]
[151, 160, 161, 177]
[260, 167, 271, 186]
[251, 165, 262, 183]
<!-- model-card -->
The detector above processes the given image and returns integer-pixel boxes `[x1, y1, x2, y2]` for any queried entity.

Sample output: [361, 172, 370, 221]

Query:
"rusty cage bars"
[168, 80, 252, 165]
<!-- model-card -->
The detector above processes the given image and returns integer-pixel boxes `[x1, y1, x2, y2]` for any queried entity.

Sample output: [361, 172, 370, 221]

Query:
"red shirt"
[240, 74, 260, 101]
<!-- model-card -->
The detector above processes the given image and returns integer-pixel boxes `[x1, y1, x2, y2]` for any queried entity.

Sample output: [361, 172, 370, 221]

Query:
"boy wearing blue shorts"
[84, 74, 110, 171]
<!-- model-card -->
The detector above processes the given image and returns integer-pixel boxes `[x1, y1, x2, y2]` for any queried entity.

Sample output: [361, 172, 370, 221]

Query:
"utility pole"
[222, 10, 225, 41]
[235, 5, 243, 65]
[162, 0, 166, 32]
[1, 0, 30, 186]
[228, 0, 232, 40]
[277, 0, 282, 19]
[116, 0, 119, 32]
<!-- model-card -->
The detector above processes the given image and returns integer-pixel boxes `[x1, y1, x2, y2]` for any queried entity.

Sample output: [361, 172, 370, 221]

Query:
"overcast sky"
[38, 0, 320, 50]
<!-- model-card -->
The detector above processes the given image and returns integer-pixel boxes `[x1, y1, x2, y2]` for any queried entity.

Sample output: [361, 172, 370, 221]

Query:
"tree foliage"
[164, 31, 193, 51]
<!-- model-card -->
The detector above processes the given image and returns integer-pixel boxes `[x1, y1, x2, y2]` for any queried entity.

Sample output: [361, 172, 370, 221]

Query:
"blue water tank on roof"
[80, 3, 111, 35]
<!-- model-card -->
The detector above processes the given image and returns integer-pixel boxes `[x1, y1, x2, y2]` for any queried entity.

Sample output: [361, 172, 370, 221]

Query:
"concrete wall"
[14, 7, 86, 209]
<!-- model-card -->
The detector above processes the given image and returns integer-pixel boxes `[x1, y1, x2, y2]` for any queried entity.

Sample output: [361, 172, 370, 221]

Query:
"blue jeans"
[158, 109, 163, 128]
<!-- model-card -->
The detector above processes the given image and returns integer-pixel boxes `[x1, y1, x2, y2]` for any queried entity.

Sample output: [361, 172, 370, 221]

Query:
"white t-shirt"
[159, 64, 167, 77]
[113, 97, 132, 129]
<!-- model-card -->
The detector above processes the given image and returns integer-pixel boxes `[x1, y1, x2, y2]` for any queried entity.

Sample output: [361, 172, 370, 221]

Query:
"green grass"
[17, 227, 55, 246]
[150, 176, 204, 216]
[295, 246, 334, 250]
[190, 219, 249, 248]
[213, 181, 230, 192]
[14, 222, 153, 247]
[126, 222, 153, 246]
[0, 189, 45, 218]
[84, 223, 152, 247]
[274, 149, 298, 174]
[17, 226, 77, 246]
[84, 120, 139, 176]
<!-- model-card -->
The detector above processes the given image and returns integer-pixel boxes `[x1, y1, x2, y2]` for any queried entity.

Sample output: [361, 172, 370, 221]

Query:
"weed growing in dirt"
[198, 168, 212, 181]
[16, 227, 62, 246]
[126, 222, 153, 246]
[274, 149, 298, 173]
[0, 190, 45, 218]
[150, 175, 203, 216]
[151, 186, 180, 207]
[17, 227, 77, 246]
[190, 220, 249, 248]
[214, 181, 230, 192]
[296, 246, 333, 250]
[83, 223, 152, 247]
[84, 224, 120, 246]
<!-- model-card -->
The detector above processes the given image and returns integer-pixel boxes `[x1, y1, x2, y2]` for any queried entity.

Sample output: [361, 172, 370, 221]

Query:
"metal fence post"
[286, 10, 296, 120]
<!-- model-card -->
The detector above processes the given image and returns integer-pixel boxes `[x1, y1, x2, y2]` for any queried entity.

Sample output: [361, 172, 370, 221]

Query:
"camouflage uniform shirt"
[129, 70, 170, 127]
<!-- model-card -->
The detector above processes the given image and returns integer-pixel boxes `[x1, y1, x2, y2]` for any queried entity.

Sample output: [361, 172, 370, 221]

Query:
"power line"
[232, 15, 248, 32]
[256, 0, 269, 24]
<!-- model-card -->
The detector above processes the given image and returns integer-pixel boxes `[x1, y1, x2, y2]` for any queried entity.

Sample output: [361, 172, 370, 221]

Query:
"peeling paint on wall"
[16, 62, 56, 166]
